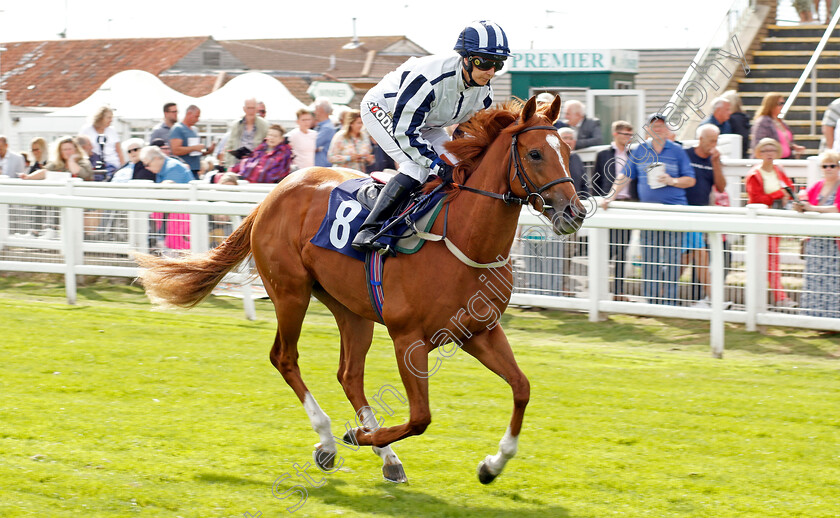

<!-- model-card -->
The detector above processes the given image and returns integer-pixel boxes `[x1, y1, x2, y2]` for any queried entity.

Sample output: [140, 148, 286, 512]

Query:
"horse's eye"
[528, 150, 542, 160]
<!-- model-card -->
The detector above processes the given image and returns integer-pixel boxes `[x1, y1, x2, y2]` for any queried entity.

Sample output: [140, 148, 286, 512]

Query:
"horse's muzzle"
[543, 194, 586, 235]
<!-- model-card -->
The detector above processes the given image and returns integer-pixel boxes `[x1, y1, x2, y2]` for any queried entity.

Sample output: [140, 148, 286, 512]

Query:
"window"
[203, 51, 221, 67]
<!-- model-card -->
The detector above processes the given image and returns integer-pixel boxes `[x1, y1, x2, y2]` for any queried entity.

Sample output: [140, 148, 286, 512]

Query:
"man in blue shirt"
[684, 124, 726, 206]
[169, 105, 213, 178]
[312, 97, 336, 167]
[139, 146, 193, 184]
[149, 103, 178, 145]
[683, 124, 727, 307]
[700, 97, 732, 136]
[620, 113, 696, 305]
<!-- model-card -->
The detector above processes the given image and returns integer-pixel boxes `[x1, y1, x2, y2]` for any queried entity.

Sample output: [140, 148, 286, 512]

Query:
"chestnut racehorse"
[135, 95, 583, 484]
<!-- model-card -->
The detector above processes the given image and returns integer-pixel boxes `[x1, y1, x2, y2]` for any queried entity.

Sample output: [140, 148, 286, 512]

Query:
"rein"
[453, 125, 573, 209]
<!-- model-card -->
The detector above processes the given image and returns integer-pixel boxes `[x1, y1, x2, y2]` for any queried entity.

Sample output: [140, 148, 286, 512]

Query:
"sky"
[0, 0, 739, 55]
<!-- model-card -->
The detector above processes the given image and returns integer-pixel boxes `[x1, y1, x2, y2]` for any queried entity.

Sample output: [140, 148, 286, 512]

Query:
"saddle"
[310, 175, 448, 262]
[355, 171, 397, 211]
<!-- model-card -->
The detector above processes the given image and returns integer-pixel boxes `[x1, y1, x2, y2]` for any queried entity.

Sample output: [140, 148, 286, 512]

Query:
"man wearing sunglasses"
[353, 20, 509, 253]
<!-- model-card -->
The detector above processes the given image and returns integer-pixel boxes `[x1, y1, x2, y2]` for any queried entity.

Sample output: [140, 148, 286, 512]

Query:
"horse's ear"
[546, 96, 562, 124]
[522, 96, 537, 122]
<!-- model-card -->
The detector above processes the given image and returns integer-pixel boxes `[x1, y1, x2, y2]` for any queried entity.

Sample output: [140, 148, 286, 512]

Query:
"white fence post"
[744, 204, 768, 331]
[60, 206, 78, 304]
[709, 232, 724, 358]
[229, 216, 257, 321]
[128, 211, 149, 253]
[240, 269, 257, 321]
[190, 213, 210, 253]
[588, 227, 608, 322]
[0, 202, 8, 249]
[188, 182, 209, 253]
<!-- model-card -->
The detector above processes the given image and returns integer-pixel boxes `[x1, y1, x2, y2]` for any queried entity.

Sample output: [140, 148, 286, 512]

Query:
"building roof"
[0, 35, 429, 109]
[0, 37, 209, 107]
[219, 36, 427, 79]
[159, 74, 228, 98]
[276, 76, 322, 105]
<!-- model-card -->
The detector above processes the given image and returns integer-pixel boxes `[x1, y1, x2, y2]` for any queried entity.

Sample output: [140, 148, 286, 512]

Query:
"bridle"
[401, 124, 574, 269]
[453, 125, 573, 210]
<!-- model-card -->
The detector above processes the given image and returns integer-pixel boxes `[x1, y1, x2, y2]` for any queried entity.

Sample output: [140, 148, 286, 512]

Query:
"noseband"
[454, 125, 574, 208]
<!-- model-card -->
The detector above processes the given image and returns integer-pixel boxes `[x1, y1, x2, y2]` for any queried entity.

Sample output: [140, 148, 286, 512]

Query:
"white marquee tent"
[196, 72, 308, 122]
[45, 70, 308, 124]
[45, 70, 195, 120]
[11, 70, 314, 150]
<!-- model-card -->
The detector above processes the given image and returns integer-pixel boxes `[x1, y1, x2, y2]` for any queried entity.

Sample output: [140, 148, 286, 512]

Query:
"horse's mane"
[422, 99, 544, 195]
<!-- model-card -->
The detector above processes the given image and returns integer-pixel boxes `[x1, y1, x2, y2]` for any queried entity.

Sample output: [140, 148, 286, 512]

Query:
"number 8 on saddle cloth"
[310, 177, 448, 261]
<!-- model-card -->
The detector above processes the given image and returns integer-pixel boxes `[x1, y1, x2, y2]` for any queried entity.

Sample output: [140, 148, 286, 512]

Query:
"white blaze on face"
[546, 134, 570, 180]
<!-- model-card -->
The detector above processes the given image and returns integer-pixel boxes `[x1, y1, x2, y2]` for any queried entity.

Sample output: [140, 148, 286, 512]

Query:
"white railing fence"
[514, 202, 840, 358]
[1, 174, 838, 357]
[0, 178, 272, 319]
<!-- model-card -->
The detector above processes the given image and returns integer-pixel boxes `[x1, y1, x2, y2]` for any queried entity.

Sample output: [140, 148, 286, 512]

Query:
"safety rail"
[1, 176, 839, 357]
[513, 201, 840, 356]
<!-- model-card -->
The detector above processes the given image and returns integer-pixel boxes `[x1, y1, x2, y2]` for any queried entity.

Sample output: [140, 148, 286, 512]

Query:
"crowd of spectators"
[0, 95, 396, 187]
[548, 89, 839, 314]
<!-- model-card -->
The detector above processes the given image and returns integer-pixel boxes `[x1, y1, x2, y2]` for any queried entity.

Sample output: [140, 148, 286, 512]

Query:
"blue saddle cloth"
[310, 177, 446, 262]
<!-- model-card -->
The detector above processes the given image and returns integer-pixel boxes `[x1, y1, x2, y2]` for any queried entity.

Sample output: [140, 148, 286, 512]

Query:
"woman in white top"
[110, 138, 145, 183]
[79, 106, 124, 178]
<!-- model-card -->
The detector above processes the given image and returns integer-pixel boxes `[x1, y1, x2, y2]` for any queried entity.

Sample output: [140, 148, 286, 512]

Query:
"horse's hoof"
[383, 463, 408, 483]
[477, 460, 498, 485]
[313, 446, 335, 471]
[342, 428, 357, 446]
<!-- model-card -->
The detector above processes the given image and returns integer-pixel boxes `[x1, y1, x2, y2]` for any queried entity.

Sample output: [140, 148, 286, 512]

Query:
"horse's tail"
[134, 209, 258, 309]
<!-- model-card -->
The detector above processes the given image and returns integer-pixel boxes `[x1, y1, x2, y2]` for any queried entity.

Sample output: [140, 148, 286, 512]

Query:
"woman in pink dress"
[749, 93, 805, 159]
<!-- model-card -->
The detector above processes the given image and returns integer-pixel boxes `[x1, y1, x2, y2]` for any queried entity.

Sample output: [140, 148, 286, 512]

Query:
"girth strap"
[364, 251, 385, 323]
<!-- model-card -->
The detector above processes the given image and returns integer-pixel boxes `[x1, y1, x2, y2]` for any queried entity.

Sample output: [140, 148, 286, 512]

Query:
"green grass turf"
[0, 274, 839, 517]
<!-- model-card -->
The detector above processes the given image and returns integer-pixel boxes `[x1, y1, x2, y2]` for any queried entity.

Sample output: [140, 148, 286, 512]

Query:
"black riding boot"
[351, 173, 420, 252]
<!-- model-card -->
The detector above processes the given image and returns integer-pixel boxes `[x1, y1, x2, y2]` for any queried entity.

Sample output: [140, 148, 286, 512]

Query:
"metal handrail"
[669, 0, 756, 141]
[780, 8, 840, 122]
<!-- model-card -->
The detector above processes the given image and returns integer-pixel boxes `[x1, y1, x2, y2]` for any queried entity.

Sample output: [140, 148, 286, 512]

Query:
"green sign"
[510, 50, 638, 73]
[307, 81, 355, 105]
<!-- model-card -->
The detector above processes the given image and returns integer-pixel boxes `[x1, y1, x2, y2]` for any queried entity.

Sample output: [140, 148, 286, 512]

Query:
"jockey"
[351, 20, 510, 253]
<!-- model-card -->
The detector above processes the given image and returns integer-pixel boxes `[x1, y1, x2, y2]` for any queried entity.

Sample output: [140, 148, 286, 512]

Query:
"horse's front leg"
[461, 326, 530, 484]
[348, 336, 432, 448]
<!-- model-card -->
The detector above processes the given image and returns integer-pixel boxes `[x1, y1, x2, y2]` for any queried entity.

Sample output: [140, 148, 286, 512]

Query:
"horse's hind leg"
[461, 326, 530, 485]
[315, 289, 407, 483]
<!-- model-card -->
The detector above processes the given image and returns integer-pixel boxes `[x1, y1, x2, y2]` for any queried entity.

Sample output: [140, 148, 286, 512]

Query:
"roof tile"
[218, 36, 423, 78]
[0, 37, 208, 107]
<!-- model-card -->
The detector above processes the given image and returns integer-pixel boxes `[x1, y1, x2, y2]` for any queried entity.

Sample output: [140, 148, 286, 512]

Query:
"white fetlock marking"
[303, 392, 336, 452]
[483, 427, 518, 476]
[361, 406, 402, 467]
[359, 406, 383, 431]
[372, 445, 401, 466]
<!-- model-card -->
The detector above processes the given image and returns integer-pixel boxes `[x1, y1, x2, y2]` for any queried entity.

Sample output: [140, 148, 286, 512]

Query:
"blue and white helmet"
[454, 20, 511, 58]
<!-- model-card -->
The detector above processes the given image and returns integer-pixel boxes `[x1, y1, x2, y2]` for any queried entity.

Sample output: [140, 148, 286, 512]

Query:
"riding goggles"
[470, 55, 506, 71]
